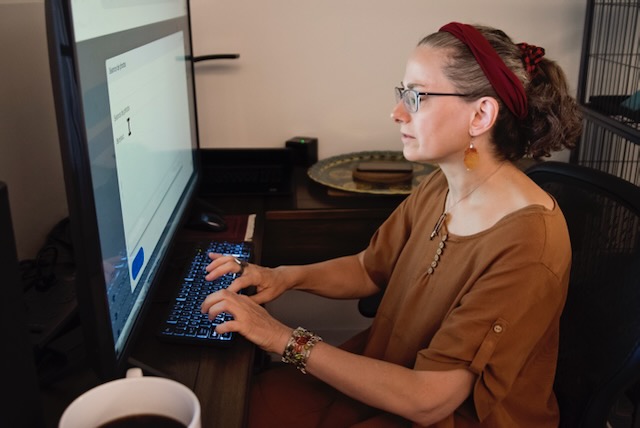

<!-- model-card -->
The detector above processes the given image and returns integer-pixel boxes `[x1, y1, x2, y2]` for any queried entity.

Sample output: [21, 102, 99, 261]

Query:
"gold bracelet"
[281, 327, 323, 374]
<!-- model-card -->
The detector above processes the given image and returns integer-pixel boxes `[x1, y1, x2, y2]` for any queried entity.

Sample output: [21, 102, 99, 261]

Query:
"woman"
[201, 22, 582, 427]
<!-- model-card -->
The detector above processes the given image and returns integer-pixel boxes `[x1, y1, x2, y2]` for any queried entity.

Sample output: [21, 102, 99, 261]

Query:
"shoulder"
[480, 201, 571, 279]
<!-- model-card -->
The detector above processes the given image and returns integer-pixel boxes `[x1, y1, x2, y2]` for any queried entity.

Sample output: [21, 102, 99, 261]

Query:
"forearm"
[301, 341, 474, 426]
[276, 252, 380, 299]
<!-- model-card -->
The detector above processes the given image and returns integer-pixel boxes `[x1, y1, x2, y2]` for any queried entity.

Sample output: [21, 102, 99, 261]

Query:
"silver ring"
[233, 257, 247, 276]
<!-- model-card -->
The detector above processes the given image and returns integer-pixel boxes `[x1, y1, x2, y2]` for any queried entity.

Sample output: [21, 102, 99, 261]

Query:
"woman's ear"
[469, 97, 499, 136]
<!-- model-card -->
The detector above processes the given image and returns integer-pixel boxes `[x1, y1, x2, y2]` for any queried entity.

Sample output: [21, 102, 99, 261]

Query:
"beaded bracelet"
[281, 327, 323, 374]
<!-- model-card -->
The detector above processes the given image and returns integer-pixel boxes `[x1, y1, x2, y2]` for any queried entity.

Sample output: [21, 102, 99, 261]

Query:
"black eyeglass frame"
[394, 86, 469, 113]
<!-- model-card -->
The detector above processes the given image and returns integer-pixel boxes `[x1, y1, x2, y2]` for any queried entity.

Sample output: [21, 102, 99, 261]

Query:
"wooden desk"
[262, 168, 407, 266]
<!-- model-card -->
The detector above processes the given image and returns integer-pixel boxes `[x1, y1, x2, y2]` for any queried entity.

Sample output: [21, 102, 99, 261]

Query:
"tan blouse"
[362, 168, 571, 427]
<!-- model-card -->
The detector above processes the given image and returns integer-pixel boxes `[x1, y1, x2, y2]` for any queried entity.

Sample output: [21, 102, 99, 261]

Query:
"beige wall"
[0, 0, 67, 260]
[190, 0, 586, 159]
[0, 0, 585, 261]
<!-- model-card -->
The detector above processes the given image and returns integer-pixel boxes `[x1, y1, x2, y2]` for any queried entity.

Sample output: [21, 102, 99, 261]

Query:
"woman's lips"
[401, 133, 415, 143]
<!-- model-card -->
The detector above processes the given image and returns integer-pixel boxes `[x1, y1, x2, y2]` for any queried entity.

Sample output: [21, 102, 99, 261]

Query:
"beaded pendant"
[427, 233, 448, 275]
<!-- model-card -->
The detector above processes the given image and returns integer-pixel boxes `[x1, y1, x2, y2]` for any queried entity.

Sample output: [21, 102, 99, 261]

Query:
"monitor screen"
[46, 0, 199, 379]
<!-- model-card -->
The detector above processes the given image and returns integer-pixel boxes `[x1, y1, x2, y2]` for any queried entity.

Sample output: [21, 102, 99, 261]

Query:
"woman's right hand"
[204, 253, 290, 305]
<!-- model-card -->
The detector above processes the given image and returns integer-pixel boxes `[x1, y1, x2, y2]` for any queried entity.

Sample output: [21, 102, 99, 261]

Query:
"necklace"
[429, 162, 504, 240]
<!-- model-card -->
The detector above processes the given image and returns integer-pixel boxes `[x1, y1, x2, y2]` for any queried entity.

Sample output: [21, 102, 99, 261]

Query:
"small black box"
[286, 136, 318, 167]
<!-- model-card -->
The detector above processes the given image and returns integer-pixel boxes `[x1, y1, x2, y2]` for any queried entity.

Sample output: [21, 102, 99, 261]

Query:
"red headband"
[439, 22, 528, 119]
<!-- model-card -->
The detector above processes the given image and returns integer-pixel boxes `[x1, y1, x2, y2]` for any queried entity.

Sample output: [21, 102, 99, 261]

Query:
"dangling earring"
[464, 142, 479, 170]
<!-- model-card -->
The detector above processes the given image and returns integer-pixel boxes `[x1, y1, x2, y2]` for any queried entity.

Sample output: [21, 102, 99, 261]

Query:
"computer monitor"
[45, 0, 200, 380]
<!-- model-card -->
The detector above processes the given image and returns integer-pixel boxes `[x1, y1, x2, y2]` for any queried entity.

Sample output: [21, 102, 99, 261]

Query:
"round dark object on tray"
[307, 151, 437, 195]
[352, 169, 413, 184]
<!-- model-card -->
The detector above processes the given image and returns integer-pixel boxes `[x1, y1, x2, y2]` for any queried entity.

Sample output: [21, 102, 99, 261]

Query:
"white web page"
[106, 31, 193, 291]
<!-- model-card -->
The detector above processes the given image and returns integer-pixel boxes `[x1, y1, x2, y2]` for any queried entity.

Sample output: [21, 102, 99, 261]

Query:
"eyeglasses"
[394, 86, 469, 113]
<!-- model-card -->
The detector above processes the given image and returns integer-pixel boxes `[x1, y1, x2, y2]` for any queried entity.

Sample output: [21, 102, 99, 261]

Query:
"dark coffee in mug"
[98, 414, 186, 428]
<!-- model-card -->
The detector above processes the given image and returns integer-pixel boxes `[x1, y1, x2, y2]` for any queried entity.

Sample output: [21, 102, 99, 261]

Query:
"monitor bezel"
[45, 0, 201, 380]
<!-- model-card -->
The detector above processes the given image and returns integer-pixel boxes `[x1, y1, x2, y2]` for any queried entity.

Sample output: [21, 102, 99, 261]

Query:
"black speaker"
[286, 136, 318, 167]
[0, 182, 45, 428]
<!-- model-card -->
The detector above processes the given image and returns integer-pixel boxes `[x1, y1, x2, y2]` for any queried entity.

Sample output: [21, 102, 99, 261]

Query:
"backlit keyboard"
[157, 241, 252, 345]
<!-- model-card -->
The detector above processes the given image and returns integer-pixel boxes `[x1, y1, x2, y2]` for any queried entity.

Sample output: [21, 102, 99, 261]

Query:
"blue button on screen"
[132, 247, 144, 280]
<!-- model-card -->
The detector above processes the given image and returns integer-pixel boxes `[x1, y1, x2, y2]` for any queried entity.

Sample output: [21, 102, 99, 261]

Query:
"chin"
[402, 146, 424, 163]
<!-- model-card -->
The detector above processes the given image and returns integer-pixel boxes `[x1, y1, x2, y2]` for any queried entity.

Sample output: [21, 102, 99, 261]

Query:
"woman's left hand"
[200, 289, 292, 354]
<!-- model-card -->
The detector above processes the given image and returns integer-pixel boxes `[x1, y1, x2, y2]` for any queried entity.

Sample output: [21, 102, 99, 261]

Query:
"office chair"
[525, 160, 640, 427]
[358, 160, 640, 426]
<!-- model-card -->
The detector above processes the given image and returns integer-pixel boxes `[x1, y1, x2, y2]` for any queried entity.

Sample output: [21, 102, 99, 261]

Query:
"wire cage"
[575, 0, 640, 186]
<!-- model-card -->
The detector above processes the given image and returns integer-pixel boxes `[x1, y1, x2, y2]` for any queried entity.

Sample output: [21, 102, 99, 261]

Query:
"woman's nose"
[390, 101, 409, 123]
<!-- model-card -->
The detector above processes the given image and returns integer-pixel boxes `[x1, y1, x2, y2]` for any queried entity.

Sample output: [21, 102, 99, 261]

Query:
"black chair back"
[526, 161, 640, 427]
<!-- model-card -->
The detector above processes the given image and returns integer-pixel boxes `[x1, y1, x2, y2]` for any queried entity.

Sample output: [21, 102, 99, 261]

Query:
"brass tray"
[307, 151, 437, 195]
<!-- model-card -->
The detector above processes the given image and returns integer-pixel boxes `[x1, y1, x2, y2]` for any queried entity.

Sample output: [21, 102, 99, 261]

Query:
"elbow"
[402, 368, 475, 425]
[392, 368, 474, 425]
[408, 405, 452, 427]
[402, 390, 462, 426]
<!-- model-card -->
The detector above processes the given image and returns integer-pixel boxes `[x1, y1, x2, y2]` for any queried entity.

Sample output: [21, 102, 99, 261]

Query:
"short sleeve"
[414, 261, 566, 421]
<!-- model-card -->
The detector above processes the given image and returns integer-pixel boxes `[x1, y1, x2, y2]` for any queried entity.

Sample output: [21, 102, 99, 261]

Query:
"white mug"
[59, 368, 201, 428]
